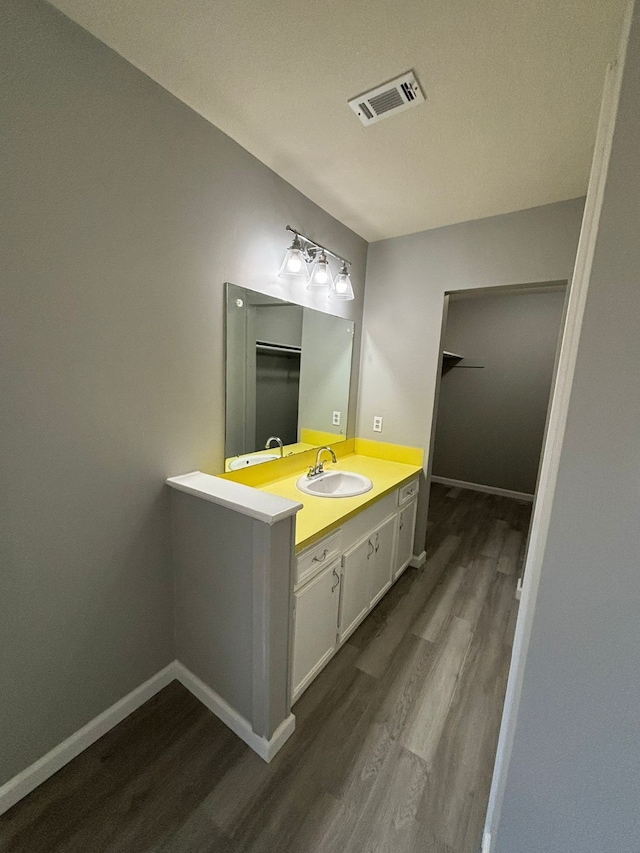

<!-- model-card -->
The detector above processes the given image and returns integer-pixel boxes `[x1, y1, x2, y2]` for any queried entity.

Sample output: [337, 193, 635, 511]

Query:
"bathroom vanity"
[166, 442, 422, 762]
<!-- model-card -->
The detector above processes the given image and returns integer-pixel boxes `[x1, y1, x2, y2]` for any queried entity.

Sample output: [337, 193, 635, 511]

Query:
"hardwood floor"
[0, 485, 530, 853]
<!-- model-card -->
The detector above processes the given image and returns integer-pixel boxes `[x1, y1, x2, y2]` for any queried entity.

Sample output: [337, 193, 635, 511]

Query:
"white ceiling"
[48, 0, 627, 241]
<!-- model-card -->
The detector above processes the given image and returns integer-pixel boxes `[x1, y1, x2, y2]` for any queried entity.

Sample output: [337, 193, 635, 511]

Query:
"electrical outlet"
[332, 411, 341, 426]
[373, 416, 383, 433]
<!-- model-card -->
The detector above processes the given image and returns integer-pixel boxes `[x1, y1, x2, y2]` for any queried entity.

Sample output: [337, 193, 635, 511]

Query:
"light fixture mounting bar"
[285, 225, 351, 266]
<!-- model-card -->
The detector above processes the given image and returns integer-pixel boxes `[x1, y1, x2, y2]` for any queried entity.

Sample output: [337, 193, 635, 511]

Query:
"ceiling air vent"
[348, 70, 425, 127]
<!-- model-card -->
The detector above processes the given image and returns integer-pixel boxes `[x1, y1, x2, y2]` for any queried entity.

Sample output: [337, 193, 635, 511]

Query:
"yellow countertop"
[257, 453, 422, 552]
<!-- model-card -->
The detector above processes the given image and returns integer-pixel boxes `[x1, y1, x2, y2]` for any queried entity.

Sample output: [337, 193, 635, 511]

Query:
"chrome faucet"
[265, 436, 284, 457]
[308, 446, 337, 478]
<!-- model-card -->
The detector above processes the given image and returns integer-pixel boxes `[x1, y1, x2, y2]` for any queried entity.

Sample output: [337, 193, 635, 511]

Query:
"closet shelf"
[441, 350, 465, 375]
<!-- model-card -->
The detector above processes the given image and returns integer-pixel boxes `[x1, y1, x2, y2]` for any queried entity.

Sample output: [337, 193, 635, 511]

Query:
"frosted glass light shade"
[307, 252, 333, 290]
[330, 265, 354, 300]
[278, 236, 309, 280]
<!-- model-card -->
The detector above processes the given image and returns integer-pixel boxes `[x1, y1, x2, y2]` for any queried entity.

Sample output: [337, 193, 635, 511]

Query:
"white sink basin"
[228, 453, 279, 471]
[296, 470, 373, 498]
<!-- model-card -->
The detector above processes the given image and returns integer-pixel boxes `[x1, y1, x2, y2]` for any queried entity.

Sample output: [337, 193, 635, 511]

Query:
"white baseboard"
[482, 830, 492, 852]
[0, 662, 177, 817]
[515, 576, 523, 600]
[174, 663, 295, 763]
[410, 550, 427, 568]
[430, 476, 534, 502]
[1, 659, 297, 816]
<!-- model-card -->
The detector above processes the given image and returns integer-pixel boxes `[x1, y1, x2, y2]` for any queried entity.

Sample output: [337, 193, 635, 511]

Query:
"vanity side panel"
[170, 490, 254, 721]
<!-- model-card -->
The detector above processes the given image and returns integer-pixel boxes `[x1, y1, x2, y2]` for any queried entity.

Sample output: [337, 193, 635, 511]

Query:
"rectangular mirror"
[224, 283, 355, 471]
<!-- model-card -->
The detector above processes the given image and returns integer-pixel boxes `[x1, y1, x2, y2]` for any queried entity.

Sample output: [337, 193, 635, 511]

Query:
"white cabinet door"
[370, 514, 396, 607]
[292, 560, 341, 701]
[394, 498, 417, 580]
[339, 535, 373, 643]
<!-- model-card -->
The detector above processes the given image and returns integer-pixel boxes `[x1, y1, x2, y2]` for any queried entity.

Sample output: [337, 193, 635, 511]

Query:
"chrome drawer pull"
[312, 548, 329, 563]
[331, 568, 340, 592]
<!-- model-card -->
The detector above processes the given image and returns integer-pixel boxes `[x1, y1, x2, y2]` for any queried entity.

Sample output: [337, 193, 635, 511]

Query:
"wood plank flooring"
[0, 484, 531, 853]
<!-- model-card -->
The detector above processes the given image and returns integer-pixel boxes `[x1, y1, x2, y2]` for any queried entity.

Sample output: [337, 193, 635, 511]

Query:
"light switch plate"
[332, 411, 341, 426]
[373, 416, 383, 433]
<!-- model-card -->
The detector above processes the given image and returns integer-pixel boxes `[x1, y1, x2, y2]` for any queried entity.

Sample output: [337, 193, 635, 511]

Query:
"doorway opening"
[427, 280, 568, 593]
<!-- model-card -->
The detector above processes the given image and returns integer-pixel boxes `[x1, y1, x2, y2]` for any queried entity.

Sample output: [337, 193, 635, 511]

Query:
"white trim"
[1, 658, 298, 815]
[482, 830, 492, 853]
[0, 662, 177, 817]
[482, 11, 631, 845]
[515, 576, 523, 601]
[430, 476, 534, 502]
[409, 550, 427, 568]
[166, 471, 302, 524]
[370, 579, 393, 609]
[338, 604, 370, 646]
[262, 714, 297, 761]
[291, 645, 337, 704]
[173, 663, 295, 763]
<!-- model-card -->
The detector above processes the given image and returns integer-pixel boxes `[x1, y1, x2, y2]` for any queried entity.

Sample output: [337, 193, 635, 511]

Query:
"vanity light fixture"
[280, 226, 354, 301]
[307, 250, 333, 291]
[329, 261, 355, 301]
[278, 233, 309, 281]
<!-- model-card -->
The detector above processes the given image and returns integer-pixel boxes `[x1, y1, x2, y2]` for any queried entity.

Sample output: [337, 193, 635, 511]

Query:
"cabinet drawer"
[296, 530, 342, 588]
[398, 478, 419, 505]
[340, 491, 398, 552]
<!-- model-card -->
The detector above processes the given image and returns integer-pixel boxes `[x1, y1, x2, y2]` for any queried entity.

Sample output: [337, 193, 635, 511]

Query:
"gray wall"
[494, 6, 640, 851]
[0, 0, 366, 788]
[358, 198, 584, 550]
[298, 310, 354, 439]
[433, 287, 566, 495]
[253, 304, 304, 348]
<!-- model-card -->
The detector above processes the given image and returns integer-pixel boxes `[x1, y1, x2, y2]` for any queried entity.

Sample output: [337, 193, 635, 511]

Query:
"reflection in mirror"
[224, 283, 355, 471]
